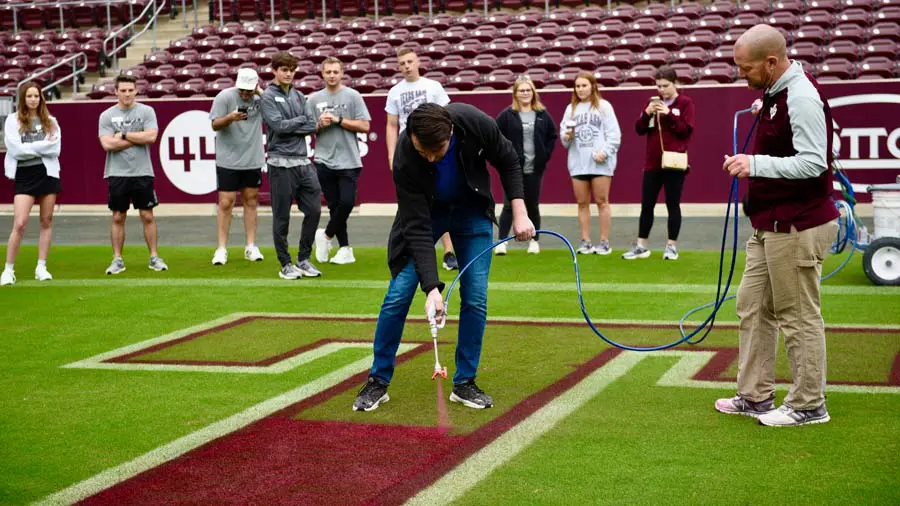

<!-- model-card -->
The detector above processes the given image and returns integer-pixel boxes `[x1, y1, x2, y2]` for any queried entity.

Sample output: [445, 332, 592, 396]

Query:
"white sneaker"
[314, 228, 332, 263]
[527, 239, 540, 254]
[495, 242, 507, 255]
[330, 246, 356, 264]
[278, 263, 303, 279]
[212, 248, 228, 265]
[1, 269, 15, 286]
[34, 264, 53, 281]
[663, 244, 679, 260]
[244, 244, 264, 261]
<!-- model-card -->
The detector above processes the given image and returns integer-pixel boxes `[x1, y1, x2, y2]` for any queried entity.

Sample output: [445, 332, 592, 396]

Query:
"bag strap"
[657, 112, 665, 152]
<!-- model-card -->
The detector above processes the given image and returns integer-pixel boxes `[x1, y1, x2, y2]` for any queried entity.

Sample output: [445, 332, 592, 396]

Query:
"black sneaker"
[442, 252, 459, 271]
[450, 380, 493, 409]
[758, 403, 831, 427]
[352, 377, 389, 412]
[714, 394, 775, 417]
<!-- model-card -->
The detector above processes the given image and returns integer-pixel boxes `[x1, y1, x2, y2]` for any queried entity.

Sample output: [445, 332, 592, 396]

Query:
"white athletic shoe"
[1, 269, 15, 286]
[527, 239, 540, 254]
[212, 248, 228, 265]
[314, 228, 332, 263]
[244, 244, 264, 261]
[34, 264, 53, 281]
[330, 246, 356, 264]
[494, 242, 507, 255]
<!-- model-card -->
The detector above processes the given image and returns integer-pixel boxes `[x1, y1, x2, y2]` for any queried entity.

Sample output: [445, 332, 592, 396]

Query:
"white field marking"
[653, 350, 900, 395]
[407, 348, 900, 506]
[405, 352, 647, 506]
[14, 278, 899, 296]
[36, 344, 419, 506]
[64, 342, 376, 374]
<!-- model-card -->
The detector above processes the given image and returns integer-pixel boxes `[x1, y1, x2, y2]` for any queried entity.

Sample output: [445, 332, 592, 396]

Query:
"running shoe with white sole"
[352, 377, 390, 412]
[329, 246, 356, 264]
[278, 263, 302, 279]
[1, 269, 15, 286]
[527, 239, 540, 254]
[212, 248, 228, 265]
[495, 242, 508, 255]
[576, 240, 594, 254]
[314, 228, 332, 263]
[758, 404, 830, 427]
[105, 257, 126, 275]
[296, 259, 322, 277]
[714, 395, 775, 418]
[34, 264, 53, 281]
[244, 244, 264, 261]
[663, 244, 679, 260]
[450, 380, 493, 409]
[149, 256, 168, 272]
[622, 243, 650, 260]
[593, 240, 611, 255]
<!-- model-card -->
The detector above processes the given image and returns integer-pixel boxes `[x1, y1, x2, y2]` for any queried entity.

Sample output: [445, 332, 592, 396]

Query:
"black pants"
[638, 169, 686, 241]
[268, 164, 321, 266]
[499, 171, 543, 240]
[316, 163, 360, 247]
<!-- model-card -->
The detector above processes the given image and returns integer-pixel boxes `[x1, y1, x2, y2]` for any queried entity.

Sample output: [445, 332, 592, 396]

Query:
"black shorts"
[217, 167, 263, 192]
[107, 176, 158, 212]
[14, 163, 62, 197]
[572, 174, 601, 182]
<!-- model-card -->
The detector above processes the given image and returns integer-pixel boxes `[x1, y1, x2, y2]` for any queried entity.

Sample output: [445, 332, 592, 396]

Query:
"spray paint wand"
[426, 301, 448, 380]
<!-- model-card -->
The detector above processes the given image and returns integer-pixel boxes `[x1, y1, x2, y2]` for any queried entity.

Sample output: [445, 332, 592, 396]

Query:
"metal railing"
[14, 52, 89, 106]
[101, 0, 168, 74]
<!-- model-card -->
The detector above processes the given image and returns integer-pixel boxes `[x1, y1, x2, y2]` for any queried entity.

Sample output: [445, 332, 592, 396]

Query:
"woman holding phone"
[560, 71, 621, 255]
[623, 66, 695, 261]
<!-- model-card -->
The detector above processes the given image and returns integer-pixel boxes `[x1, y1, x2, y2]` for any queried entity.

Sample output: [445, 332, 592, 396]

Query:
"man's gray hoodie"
[260, 82, 317, 160]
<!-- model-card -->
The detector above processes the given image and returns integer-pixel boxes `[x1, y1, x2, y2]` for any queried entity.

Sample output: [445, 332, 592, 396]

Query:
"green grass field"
[1, 244, 898, 505]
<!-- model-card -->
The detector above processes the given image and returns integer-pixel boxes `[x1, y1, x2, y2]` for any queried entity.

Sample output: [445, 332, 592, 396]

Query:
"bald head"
[735, 24, 787, 62]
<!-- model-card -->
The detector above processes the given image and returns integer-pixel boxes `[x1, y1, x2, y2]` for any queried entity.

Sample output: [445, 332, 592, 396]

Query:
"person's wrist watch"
[120, 131, 127, 140]
[337, 115, 343, 126]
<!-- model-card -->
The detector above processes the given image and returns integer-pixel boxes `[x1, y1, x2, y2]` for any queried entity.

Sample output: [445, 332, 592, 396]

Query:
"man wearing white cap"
[208, 68, 266, 265]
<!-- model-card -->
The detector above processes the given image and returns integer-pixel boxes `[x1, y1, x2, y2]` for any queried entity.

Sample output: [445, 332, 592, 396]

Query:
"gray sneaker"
[663, 244, 679, 260]
[622, 243, 650, 260]
[714, 395, 775, 418]
[576, 240, 594, 254]
[278, 263, 302, 280]
[593, 240, 611, 255]
[352, 377, 390, 412]
[758, 403, 831, 427]
[296, 259, 322, 277]
[105, 257, 126, 275]
[450, 380, 493, 409]
[149, 256, 168, 272]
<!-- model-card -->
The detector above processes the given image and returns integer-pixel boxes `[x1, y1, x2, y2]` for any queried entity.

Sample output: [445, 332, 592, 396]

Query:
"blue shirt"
[433, 134, 467, 203]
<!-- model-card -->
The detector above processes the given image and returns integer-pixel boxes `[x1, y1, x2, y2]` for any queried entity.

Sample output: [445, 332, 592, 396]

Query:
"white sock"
[37, 259, 47, 267]
[4, 263, 12, 272]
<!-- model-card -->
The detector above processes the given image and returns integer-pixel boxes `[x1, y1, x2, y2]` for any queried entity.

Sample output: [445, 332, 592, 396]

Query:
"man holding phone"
[209, 68, 266, 265]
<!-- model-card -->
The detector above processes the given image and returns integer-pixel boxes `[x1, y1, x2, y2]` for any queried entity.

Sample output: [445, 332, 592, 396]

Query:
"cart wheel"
[863, 237, 900, 286]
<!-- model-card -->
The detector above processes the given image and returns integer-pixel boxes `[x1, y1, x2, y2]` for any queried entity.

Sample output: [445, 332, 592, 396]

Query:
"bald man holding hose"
[716, 24, 839, 427]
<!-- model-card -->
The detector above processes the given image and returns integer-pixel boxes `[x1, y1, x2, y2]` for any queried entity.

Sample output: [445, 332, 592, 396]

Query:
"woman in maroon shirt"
[622, 66, 695, 261]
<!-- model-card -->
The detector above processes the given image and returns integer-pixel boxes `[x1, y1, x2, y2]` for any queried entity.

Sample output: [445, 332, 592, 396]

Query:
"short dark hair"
[654, 66, 678, 83]
[406, 103, 452, 149]
[271, 51, 299, 70]
[115, 74, 137, 90]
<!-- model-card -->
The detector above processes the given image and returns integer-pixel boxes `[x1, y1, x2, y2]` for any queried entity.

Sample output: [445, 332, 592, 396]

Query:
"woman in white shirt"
[560, 71, 621, 255]
[2, 82, 62, 286]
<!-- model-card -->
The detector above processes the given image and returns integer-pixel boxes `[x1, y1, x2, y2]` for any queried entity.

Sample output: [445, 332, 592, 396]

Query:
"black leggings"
[638, 170, 686, 241]
[316, 164, 361, 247]
[499, 171, 543, 240]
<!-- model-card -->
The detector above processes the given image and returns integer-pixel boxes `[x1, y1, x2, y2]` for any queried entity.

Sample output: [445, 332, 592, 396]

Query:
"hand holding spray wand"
[426, 301, 448, 380]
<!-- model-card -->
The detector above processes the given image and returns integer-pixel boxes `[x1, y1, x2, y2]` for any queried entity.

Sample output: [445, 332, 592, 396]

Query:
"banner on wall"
[2, 80, 898, 205]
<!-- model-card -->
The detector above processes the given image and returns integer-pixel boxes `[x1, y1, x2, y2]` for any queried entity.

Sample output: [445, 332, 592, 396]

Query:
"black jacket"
[495, 107, 558, 173]
[388, 103, 524, 294]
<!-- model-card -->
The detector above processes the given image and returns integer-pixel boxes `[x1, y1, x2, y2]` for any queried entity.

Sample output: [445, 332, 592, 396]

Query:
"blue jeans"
[370, 203, 493, 385]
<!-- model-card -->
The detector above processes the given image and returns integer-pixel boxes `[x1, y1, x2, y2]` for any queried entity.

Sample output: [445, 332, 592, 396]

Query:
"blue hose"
[441, 108, 758, 352]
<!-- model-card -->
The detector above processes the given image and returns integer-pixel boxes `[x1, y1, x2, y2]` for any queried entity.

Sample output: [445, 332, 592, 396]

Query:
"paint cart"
[863, 182, 900, 285]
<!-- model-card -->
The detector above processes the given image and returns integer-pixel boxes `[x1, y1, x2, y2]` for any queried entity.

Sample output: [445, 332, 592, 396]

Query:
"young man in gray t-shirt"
[209, 68, 266, 266]
[308, 57, 371, 265]
[98, 75, 167, 275]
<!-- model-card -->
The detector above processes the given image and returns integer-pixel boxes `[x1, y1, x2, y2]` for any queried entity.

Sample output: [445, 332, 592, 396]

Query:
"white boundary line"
[406, 350, 900, 505]
[19, 278, 899, 296]
[37, 343, 419, 506]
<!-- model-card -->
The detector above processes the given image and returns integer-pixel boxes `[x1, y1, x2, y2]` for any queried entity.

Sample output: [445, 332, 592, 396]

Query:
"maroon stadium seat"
[824, 39, 861, 59]
[222, 34, 248, 52]
[224, 48, 252, 66]
[354, 74, 382, 93]
[816, 58, 856, 79]
[523, 68, 551, 88]
[807, 0, 842, 12]
[575, 5, 607, 24]
[605, 49, 635, 69]
[568, 50, 603, 70]
[373, 17, 401, 34]
[442, 26, 468, 44]
[168, 37, 195, 54]
[672, 2, 706, 19]
[698, 62, 736, 83]
[674, 46, 710, 67]
[550, 66, 583, 86]
[467, 54, 499, 73]
[707, 1, 737, 17]
[174, 78, 206, 98]
[533, 22, 563, 41]
[862, 37, 898, 57]
[199, 48, 226, 67]
[384, 28, 411, 47]
[563, 20, 593, 39]
[447, 70, 481, 91]
[867, 21, 900, 40]
[584, 33, 614, 53]
[295, 75, 323, 94]
[345, 58, 373, 77]
[697, 14, 728, 33]
[598, 19, 627, 38]
[546, 7, 575, 25]
[772, 0, 806, 14]
[836, 7, 871, 26]
[449, 39, 482, 59]
[669, 62, 699, 84]
[357, 30, 384, 45]
[374, 57, 398, 76]
[423, 70, 449, 85]
[485, 12, 513, 29]
[721, 27, 749, 44]
[552, 35, 584, 55]
[617, 33, 648, 52]
[832, 22, 868, 42]
[484, 69, 515, 90]
[241, 21, 267, 38]
[710, 44, 735, 63]
[247, 33, 273, 52]
[174, 64, 203, 83]
[205, 77, 235, 97]
[622, 65, 658, 86]
[639, 3, 669, 21]
[171, 50, 199, 68]
[147, 78, 177, 98]
[422, 40, 452, 59]
[800, 9, 837, 27]
[792, 25, 829, 44]
[337, 43, 365, 62]
[630, 17, 659, 36]
[533, 51, 567, 71]
[731, 13, 763, 28]
[518, 36, 548, 56]
[649, 31, 682, 50]
[609, 5, 637, 23]
[856, 56, 898, 77]
[436, 54, 465, 74]
[196, 35, 223, 53]
[637, 47, 671, 67]
[842, 0, 878, 11]
[143, 50, 172, 68]
[874, 6, 900, 23]
[364, 42, 393, 62]
[767, 12, 800, 30]
[659, 16, 694, 35]
[593, 66, 622, 87]
[485, 38, 517, 57]
[684, 29, 720, 49]
[788, 42, 824, 63]
[146, 64, 175, 83]
[739, 0, 772, 16]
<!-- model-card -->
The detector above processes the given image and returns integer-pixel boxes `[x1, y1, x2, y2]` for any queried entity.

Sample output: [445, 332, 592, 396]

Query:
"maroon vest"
[747, 72, 839, 232]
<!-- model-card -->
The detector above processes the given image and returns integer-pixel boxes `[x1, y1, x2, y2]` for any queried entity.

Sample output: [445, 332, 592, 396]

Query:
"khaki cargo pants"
[735, 220, 838, 410]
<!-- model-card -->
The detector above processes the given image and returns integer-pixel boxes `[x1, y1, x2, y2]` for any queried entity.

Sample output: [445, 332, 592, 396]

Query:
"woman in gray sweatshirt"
[560, 71, 621, 255]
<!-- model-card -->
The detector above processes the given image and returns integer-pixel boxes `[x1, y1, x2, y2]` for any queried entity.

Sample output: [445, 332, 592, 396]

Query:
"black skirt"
[14, 162, 61, 197]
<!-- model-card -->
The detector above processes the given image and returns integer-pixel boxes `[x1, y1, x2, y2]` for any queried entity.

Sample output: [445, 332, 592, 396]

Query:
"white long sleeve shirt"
[4, 114, 61, 180]
[560, 100, 621, 177]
